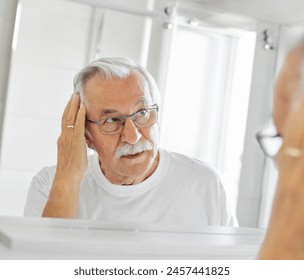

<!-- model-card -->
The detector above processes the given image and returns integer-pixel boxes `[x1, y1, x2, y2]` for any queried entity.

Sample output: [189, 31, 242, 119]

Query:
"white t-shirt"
[24, 149, 238, 226]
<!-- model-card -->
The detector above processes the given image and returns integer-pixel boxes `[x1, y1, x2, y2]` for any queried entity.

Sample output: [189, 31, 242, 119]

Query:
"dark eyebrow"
[100, 109, 118, 117]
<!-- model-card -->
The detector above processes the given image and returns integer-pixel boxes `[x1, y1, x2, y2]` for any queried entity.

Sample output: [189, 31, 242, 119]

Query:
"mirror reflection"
[0, 0, 296, 230]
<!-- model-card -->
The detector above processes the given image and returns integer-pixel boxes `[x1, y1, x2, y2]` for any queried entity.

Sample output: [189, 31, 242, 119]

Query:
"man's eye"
[137, 109, 149, 116]
[105, 117, 120, 124]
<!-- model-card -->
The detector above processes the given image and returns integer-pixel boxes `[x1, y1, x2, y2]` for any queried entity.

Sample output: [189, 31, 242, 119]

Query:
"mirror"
[1, 0, 300, 229]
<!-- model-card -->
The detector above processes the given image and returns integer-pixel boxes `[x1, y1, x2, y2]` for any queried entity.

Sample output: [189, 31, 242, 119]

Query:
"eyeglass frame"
[86, 104, 159, 135]
[255, 128, 282, 158]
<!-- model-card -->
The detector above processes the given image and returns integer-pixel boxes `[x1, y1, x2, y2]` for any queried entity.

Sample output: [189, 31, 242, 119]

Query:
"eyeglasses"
[86, 104, 159, 135]
[255, 125, 282, 158]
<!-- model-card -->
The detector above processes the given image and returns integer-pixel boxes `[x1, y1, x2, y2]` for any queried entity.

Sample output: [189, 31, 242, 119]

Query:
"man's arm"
[42, 94, 87, 218]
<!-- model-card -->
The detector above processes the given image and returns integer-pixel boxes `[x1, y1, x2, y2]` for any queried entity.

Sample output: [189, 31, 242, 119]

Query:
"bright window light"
[160, 24, 256, 212]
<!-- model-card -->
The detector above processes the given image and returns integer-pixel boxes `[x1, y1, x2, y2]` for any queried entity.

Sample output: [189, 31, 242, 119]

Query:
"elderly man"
[24, 57, 237, 227]
[257, 44, 304, 259]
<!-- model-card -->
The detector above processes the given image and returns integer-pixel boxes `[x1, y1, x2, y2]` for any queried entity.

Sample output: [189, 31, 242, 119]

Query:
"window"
[160, 22, 256, 211]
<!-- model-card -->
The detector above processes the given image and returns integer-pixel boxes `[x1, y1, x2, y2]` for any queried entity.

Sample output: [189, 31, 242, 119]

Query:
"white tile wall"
[6, 61, 76, 119]
[15, 2, 91, 67]
[1, 116, 60, 171]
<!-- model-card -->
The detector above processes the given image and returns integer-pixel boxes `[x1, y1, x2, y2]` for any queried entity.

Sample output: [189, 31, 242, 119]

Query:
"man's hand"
[42, 93, 87, 218]
[56, 93, 87, 182]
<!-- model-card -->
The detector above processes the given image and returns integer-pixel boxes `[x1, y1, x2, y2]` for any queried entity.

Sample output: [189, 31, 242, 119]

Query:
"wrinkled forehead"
[85, 71, 151, 97]
[82, 72, 154, 116]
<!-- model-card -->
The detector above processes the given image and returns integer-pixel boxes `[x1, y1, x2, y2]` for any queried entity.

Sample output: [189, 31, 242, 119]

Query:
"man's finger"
[66, 93, 80, 126]
[61, 94, 74, 130]
[75, 102, 86, 134]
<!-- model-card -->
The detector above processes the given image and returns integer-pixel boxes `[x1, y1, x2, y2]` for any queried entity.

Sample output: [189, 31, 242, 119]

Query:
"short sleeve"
[23, 167, 54, 217]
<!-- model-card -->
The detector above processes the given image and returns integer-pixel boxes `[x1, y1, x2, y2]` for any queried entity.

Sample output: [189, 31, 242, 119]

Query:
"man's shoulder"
[34, 165, 56, 180]
[162, 149, 221, 179]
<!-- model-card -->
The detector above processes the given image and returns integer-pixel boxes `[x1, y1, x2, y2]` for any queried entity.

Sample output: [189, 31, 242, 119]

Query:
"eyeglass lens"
[100, 108, 158, 134]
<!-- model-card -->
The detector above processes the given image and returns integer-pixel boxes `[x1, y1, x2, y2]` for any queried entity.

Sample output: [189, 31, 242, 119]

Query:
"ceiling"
[180, 0, 304, 25]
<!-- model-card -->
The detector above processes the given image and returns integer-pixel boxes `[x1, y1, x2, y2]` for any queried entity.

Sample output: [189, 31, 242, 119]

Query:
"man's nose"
[120, 118, 141, 144]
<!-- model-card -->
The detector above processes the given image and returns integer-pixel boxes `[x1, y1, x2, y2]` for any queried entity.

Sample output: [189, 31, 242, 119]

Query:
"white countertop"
[0, 216, 265, 259]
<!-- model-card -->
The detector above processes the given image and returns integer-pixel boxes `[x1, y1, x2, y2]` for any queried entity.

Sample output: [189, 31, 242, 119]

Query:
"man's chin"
[119, 152, 155, 174]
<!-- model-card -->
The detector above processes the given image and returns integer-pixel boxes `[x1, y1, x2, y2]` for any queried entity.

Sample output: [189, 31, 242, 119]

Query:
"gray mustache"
[115, 140, 154, 159]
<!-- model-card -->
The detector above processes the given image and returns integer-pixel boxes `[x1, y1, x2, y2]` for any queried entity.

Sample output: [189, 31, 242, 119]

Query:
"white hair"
[73, 57, 160, 104]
